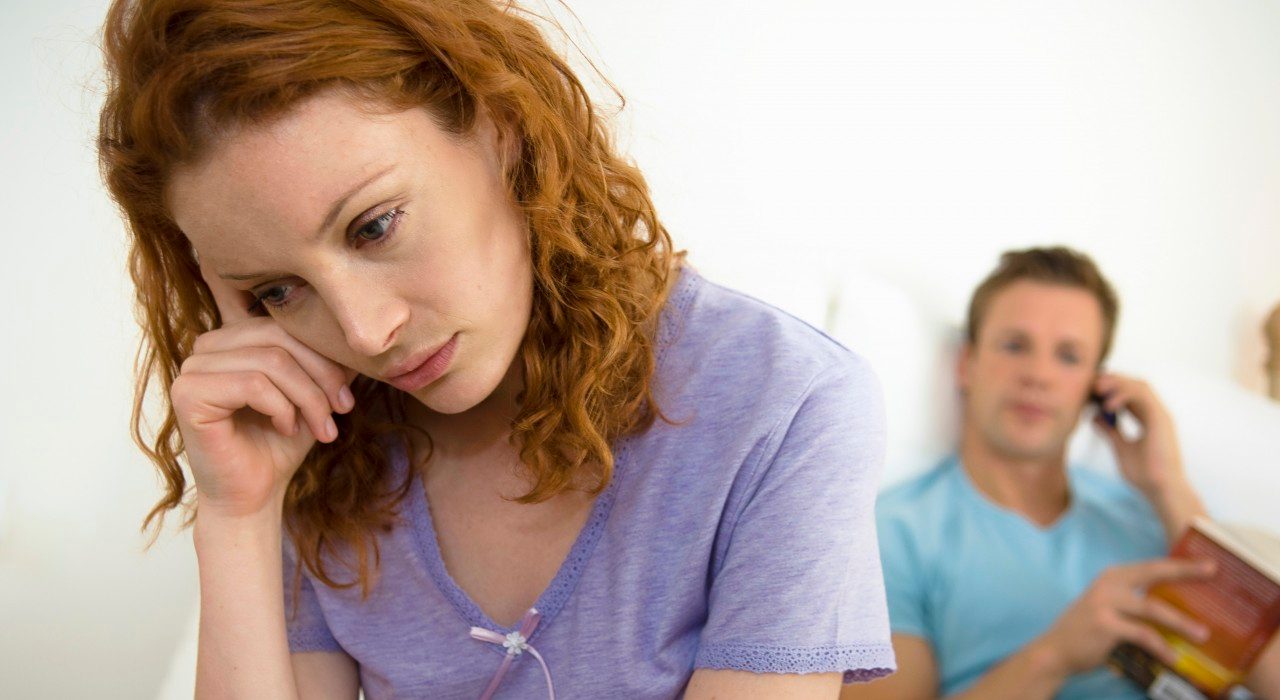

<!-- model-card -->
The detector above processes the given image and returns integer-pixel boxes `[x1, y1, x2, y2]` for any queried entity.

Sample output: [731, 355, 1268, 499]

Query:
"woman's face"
[167, 89, 533, 415]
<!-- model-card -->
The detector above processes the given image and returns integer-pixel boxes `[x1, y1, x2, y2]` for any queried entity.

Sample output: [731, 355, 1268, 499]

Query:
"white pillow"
[825, 271, 961, 491]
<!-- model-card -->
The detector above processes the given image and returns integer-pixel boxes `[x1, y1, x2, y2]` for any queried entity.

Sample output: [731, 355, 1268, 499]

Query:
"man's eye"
[1002, 341, 1025, 353]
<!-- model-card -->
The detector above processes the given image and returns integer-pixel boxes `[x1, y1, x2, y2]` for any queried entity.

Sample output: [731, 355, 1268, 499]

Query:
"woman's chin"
[403, 374, 493, 416]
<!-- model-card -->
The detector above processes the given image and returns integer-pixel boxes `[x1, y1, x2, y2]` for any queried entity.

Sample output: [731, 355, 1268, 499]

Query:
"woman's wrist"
[193, 495, 285, 555]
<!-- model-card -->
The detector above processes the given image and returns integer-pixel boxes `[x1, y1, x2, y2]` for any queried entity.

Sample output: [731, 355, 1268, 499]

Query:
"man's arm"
[1091, 374, 1206, 541]
[1245, 632, 1280, 698]
[844, 560, 1217, 700]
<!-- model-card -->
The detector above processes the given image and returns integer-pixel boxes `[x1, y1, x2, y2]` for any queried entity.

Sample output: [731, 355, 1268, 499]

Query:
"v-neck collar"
[402, 435, 634, 640]
[953, 456, 1080, 535]
[397, 263, 700, 642]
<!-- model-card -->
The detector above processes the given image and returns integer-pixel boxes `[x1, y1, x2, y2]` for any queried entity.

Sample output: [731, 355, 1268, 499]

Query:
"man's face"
[959, 280, 1106, 461]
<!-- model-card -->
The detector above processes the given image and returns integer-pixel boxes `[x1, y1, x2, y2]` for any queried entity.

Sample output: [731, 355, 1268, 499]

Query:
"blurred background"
[2, 0, 1278, 697]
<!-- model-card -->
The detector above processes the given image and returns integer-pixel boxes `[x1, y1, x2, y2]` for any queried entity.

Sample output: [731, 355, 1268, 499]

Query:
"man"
[844, 247, 1279, 699]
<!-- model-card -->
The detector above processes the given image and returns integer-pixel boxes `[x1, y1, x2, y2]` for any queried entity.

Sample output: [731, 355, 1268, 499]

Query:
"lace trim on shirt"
[287, 627, 343, 653]
[694, 642, 896, 684]
[656, 263, 699, 358]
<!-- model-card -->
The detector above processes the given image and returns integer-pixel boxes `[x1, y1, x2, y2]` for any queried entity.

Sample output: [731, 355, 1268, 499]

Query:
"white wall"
[0, 1, 199, 698]
[2, 1, 1277, 697]
[558, 0, 1280, 390]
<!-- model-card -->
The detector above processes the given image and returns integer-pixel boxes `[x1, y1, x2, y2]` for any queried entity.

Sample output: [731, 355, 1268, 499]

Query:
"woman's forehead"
[166, 94, 429, 261]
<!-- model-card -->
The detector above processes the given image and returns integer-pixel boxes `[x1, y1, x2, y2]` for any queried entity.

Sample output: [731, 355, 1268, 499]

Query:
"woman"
[98, 0, 894, 697]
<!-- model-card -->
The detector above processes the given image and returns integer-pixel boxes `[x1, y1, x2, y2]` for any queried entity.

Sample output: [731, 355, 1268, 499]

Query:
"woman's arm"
[840, 634, 937, 700]
[194, 504, 300, 699]
[292, 652, 360, 699]
[684, 669, 842, 699]
[195, 504, 361, 700]
[840, 632, 1068, 700]
[179, 263, 358, 699]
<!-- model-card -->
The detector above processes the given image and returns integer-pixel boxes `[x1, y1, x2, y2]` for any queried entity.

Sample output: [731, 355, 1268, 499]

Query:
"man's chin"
[989, 432, 1069, 463]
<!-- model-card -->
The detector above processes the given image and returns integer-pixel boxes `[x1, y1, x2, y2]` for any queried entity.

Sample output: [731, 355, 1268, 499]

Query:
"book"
[1108, 517, 1280, 700]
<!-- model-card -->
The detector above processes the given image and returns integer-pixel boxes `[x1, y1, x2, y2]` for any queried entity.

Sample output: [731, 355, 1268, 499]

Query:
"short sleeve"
[693, 357, 897, 684]
[875, 507, 932, 641]
[281, 533, 344, 653]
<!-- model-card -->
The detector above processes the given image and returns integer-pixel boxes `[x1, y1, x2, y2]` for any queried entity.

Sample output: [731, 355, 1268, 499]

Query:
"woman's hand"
[172, 262, 356, 519]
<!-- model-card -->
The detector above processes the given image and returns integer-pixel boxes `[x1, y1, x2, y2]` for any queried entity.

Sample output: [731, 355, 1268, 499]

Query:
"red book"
[1109, 517, 1280, 700]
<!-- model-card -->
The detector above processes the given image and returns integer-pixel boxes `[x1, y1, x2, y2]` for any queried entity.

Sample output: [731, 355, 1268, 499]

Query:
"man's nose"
[1019, 351, 1055, 387]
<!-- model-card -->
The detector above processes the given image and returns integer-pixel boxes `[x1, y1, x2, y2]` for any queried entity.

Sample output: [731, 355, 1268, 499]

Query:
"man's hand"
[1035, 558, 1217, 678]
[1091, 373, 1206, 539]
[1091, 374, 1185, 495]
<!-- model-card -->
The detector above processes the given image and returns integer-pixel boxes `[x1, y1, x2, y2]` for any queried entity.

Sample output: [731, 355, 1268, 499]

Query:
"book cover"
[1108, 517, 1280, 700]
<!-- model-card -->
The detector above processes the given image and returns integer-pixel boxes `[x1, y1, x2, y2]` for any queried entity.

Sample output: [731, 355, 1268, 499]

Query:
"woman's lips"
[386, 333, 459, 392]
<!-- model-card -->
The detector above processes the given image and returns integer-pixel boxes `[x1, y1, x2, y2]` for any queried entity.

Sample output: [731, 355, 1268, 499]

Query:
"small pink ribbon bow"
[469, 607, 555, 700]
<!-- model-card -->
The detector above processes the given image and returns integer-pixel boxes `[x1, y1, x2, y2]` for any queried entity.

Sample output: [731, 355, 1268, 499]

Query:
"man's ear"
[956, 342, 973, 396]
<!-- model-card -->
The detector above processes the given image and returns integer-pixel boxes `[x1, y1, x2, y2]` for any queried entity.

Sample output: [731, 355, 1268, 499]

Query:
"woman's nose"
[326, 284, 409, 358]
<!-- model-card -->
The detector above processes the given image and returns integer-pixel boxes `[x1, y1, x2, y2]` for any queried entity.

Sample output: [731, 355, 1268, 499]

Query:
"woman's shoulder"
[660, 265, 872, 391]
[648, 266, 882, 449]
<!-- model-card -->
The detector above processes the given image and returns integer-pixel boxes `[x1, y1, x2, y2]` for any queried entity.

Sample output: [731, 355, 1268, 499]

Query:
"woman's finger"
[181, 347, 340, 443]
[199, 258, 258, 326]
[191, 317, 353, 414]
[172, 370, 299, 438]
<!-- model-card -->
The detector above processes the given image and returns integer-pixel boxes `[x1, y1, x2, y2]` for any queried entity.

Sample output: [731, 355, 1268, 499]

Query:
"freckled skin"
[168, 89, 534, 420]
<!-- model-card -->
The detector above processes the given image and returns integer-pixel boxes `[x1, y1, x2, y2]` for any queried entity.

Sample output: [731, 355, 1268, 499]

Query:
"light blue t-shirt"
[876, 456, 1168, 699]
[282, 265, 896, 698]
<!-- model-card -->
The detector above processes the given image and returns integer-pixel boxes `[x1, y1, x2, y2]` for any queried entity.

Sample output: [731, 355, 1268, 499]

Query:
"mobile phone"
[1089, 391, 1118, 428]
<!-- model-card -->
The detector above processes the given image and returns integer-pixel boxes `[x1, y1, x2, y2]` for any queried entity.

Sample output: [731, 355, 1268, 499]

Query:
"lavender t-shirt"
[283, 266, 895, 698]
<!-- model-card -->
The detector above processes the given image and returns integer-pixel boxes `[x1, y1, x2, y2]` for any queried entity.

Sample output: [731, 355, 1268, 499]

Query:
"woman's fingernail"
[338, 384, 354, 411]
[325, 416, 338, 441]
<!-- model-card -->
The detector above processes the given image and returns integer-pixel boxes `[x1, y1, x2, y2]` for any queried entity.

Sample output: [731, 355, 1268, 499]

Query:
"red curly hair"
[98, 0, 681, 596]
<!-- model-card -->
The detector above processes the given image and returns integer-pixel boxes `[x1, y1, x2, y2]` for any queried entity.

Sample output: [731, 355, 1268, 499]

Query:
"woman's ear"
[474, 105, 523, 180]
[497, 113, 522, 174]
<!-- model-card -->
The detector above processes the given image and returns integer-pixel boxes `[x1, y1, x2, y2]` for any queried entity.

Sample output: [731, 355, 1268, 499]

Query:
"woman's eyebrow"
[312, 164, 396, 242]
[220, 165, 396, 282]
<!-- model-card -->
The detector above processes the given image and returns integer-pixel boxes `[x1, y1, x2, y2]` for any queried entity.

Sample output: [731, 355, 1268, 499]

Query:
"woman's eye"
[353, 208, 402, 245]
[254, 283, 298, 311]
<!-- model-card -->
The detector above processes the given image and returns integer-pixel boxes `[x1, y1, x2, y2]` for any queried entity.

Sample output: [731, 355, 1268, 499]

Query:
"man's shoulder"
[878, 458, 963, 527]
[1068, 465, 1153, 513]
[1068, 465, 1166, 544]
